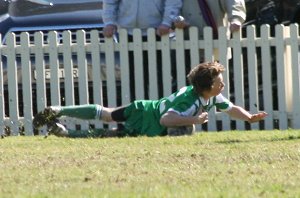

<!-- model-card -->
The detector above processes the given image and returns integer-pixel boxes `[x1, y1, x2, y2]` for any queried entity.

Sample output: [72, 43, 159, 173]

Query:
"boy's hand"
[248, 112, 268, 123]
[195, 112, 209, 124]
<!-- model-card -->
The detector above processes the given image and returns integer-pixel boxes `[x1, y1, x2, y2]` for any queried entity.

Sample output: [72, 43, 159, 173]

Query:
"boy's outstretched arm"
[226, 105, 268, 123]
[160, 111, 208, 127]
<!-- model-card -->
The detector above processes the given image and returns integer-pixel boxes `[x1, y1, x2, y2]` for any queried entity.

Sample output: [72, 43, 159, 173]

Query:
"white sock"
[95, 105, 103, 119]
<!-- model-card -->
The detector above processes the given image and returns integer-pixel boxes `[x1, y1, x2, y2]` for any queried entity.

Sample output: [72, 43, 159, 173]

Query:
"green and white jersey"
[123, 85, 233, 136]
[159, 85, 233, 116]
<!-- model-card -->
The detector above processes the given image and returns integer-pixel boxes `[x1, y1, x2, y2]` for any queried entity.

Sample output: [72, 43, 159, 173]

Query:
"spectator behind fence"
[33, 62, 268, 138]
[102, 0, 182, 100]
[174, 0, 246, 61]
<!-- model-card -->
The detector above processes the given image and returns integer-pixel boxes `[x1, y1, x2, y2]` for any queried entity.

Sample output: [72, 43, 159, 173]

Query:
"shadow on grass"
[215, 135, 300, 144]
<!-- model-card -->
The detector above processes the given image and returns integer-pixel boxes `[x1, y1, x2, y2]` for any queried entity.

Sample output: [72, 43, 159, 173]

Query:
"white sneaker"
[48, 122, 69, 137]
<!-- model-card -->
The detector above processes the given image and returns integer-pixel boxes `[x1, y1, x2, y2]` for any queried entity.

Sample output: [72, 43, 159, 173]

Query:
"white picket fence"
[0, 24, 299, 136]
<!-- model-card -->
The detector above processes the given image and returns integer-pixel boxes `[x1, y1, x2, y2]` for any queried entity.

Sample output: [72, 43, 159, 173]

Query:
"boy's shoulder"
[174, 86, 197, 98]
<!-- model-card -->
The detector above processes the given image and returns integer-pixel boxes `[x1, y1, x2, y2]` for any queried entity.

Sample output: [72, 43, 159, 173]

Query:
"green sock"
[58, 104, 102, 120]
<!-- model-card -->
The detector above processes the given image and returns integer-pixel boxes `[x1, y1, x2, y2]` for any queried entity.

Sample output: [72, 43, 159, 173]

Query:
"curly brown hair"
[187, 62, 225, 96]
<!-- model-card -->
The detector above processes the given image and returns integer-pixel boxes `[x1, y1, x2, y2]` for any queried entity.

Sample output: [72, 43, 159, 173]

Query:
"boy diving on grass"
[33, 62, 267, 137]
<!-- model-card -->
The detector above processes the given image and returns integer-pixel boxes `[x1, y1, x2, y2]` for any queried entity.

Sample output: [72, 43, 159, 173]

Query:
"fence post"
[20, 32, 33, 135]
[161, 31, 172, 96]
[0, 34, 4, 135]
[275, 25, 289, 129]
[63, 31, 75, 106]
[6, 33, 20, 135]
[231, 30, 245, 130]
[246, 25, 259, 130]
[283, 26, 293, 116]
[290, 24, 300, 128]
[90, 30, 104, 129]
[175, 28, 186, 90]
[119, 29, 132, 103]
[132, 29, 145, 99]
[49, 31, 61, 106]
[147, 28, 159, 100]
[104, 31, 117, 129]
[204, 27, 217, 131]
[260, 25, 274, 130]
[218, 27, 231, 131]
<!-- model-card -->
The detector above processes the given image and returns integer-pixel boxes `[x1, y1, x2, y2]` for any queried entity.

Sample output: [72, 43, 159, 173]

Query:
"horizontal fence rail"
[0, 24, 299, 135]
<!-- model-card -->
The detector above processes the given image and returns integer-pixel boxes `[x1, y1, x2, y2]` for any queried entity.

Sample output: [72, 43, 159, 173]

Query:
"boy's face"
[209, 73, 225, 96]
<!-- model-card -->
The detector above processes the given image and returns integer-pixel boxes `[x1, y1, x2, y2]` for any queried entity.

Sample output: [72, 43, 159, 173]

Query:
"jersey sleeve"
[168, 101, 199, 117]
[159, 86, 200, 117]
[215, 94, 233, 112]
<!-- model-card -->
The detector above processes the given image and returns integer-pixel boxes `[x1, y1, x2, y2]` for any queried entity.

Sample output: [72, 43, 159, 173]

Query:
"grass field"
[1, 130, 300, 198]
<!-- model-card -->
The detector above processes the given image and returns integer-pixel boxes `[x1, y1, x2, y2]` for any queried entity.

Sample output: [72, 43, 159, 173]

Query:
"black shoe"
[167, 125, 195, 136]
[33, 106, 60, 129]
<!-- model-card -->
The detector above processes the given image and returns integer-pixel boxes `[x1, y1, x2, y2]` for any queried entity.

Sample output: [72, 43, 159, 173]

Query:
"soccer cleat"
[47, 121, 69, 137]
[33, 106, 61, 129]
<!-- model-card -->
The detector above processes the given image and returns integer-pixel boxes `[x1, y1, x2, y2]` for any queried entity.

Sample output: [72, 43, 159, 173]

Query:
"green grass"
[1, 130, 300, 198]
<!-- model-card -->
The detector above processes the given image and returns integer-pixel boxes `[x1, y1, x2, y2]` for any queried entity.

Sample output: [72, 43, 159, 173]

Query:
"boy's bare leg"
[101, 107, 114, 122]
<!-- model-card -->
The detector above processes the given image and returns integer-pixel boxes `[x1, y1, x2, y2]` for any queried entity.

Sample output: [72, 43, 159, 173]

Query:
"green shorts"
[123, 100, 167, 137]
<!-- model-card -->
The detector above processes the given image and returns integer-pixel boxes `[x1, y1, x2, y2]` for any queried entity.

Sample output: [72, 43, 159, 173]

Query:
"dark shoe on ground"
[167, 125, 195, 136]
[33, 106, 60, 129]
